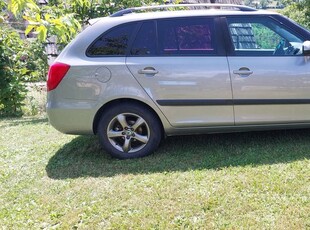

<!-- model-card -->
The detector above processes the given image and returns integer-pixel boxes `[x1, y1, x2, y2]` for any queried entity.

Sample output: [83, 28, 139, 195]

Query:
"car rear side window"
[158, 18, 216, 55]
[130, 21, 157, 56]
[87, 23, 136, 56]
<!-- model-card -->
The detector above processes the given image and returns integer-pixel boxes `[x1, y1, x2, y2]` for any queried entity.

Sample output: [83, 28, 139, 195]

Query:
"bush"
[0, 25, 49, 117]
[282, 2, 310, 30]
[23, 41, 49, 82]
[0, 26, 27, 117]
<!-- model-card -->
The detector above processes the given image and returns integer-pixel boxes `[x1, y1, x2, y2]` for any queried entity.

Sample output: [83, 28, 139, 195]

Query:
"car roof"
[90, 8, 280, 26]
[119, 9, 278, 18]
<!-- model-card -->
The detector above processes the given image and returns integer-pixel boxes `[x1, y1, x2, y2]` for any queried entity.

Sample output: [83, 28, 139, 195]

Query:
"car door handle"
[138, 67, 159, 75]
[233, 67, 253, 77]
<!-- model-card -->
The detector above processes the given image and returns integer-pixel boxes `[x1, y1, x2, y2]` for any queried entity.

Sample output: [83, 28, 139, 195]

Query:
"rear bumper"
[47, 101, 96, 135]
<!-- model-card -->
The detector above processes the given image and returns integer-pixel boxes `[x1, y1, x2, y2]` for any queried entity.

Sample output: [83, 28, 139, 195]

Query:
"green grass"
[0, 117, 309, 229]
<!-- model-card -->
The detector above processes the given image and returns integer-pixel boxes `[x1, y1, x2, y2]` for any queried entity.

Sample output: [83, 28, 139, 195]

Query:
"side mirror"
[303, 41, 310, 55]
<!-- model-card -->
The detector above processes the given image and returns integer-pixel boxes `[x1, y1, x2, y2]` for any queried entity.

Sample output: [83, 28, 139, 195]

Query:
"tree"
[259, 0, 269, 9]
[282, 0, 310, 29]
[7, 0, 164, 43]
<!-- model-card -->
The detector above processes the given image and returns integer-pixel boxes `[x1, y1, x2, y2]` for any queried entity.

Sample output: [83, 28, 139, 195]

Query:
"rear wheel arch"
[93, 99, 164, 136]
[95, 99, 164, 159]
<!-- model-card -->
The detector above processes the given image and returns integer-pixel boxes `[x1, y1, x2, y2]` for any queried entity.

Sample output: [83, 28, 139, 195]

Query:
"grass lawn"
[0, 117, 309, 229]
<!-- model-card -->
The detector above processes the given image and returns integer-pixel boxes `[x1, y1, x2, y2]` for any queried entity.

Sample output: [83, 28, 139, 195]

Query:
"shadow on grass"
[46, 129, 310, 179]
[0, 117, 48, 128]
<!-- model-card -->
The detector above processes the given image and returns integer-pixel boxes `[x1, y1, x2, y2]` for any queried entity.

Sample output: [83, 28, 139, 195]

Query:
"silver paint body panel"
[126, 56, 234, 127]
[229, 56, 310, 124]
[47, 9, 310, 135]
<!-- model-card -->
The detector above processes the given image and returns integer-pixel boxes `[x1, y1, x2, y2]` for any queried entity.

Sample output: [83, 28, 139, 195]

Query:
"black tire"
[97, 102, 162, 159]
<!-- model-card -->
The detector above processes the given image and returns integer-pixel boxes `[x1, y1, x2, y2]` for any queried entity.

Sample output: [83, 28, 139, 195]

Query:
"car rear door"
[225, 16, 310, 125]
[126, 17, 234, 128]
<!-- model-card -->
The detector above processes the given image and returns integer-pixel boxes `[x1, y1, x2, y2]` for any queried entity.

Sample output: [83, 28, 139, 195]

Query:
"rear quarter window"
[87, 23, 137, 56]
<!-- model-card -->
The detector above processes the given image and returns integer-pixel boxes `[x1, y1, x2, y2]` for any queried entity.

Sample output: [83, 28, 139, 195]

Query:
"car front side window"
[227, 17, 304, 56]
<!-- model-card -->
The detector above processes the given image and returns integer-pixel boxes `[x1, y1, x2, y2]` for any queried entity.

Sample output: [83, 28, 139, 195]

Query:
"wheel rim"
[106, 113, 150, 154]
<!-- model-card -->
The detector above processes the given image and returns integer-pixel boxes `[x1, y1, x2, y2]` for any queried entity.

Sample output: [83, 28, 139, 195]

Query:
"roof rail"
[110, 4, 257, 17]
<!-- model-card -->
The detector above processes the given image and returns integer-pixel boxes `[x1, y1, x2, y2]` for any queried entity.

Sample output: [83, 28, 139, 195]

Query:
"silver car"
[47, 4, 310, 159]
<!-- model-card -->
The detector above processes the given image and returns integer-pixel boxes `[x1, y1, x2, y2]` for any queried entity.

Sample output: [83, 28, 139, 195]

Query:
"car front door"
[126, 17, 234, 128]
[226, 16, 310, 125]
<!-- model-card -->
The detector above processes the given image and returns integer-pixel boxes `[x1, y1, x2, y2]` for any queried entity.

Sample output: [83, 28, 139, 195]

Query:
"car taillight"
[47, 62, 70, 91]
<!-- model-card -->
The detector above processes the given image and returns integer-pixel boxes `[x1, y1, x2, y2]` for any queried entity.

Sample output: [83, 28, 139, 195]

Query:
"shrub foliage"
[0, 26, 48, 117]
[0, 26, 26, 117]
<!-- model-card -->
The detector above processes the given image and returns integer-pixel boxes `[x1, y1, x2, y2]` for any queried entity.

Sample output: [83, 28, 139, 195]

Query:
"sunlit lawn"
[0, 117, 309, 229]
